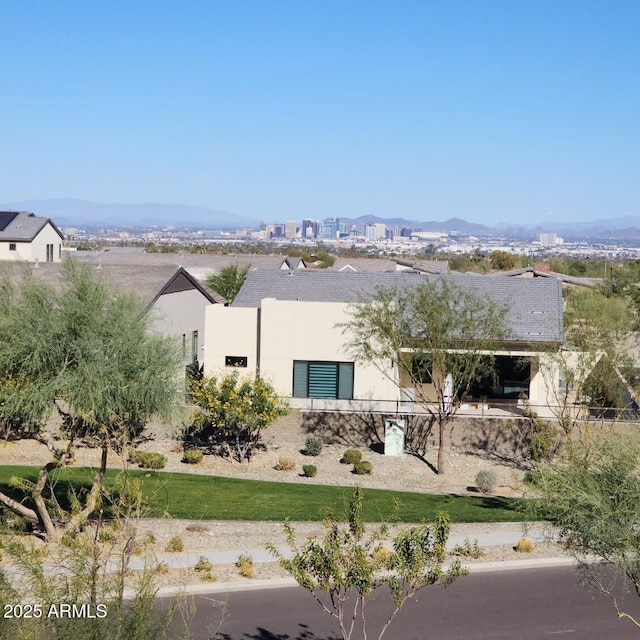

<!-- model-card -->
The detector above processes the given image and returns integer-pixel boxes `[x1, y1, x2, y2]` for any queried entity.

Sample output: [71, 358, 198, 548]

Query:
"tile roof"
[232, 269, 564, 344]
[0, 211, 63, 241]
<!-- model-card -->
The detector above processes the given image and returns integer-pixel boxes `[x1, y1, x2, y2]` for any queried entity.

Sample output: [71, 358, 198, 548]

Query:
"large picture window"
[292, 361, 354, 399]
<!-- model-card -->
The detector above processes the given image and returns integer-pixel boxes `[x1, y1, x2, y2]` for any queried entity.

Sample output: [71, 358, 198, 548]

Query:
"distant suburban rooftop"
[490, 266, 604, 288]
[0, 211, 63, 241]
[1, 262, 225, 305]
[232, 269, 564, 344]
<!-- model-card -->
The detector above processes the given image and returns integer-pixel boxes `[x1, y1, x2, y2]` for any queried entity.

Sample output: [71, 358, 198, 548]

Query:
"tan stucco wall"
[258, 298, 398, 401]
[204, 305, 259, 374]
[203, 299, 399, 404]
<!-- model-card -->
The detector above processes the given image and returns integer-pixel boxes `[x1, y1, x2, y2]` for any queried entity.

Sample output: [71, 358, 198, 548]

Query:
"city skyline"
[2, 1, 639, 226]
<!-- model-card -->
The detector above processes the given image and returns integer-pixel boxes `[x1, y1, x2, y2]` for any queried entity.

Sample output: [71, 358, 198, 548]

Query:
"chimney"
[533, 262, 550, 274]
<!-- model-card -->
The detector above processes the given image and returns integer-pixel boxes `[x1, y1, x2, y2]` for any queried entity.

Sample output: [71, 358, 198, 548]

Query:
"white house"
[204, 270, 566, 418]
[0, 211, 64, 263]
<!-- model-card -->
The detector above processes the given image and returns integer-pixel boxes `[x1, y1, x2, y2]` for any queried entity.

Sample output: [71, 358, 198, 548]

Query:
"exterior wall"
[30, 224, 63, 263]
[150, 289, 214, 366]
[258, 298, 399, 405]
[0, 240, 33, 261]
[204, 305, 259, 374]
[203, 299, 399, 408]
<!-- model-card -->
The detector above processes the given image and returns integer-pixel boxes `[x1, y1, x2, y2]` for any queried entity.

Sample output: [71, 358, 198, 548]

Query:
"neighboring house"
[392, 258, 450, 274]
[204, 270, 565, 417]
[0, 211, 64, 263]
[279, 256, 308, 270]
[146, 266, 226, 368]
[6, 262, 225, 370]
[490, 263, 604, 289]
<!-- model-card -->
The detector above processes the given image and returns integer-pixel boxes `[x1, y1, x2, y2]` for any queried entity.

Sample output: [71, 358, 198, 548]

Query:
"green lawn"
[0, 465, 530, 523]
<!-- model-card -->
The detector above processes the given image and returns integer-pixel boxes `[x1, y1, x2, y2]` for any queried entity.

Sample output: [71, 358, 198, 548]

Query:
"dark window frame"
[9, 243, 16, 251]
[225, 355, 248, 368]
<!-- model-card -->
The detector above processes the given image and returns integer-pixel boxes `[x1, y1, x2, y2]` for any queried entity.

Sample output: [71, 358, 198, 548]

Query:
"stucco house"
[0, 211, 64, 263]
[204, 270, 565, 418]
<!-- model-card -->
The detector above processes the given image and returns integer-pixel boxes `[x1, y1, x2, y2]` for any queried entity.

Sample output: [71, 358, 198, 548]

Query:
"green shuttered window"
[292, 361, 354, 399]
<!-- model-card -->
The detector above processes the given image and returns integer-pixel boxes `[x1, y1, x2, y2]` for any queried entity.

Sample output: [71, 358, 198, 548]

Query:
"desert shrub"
[129, 449, 142, 465]
[236, 553, 255, 578]
[304, 435, 324, 456]
[165, 536, 184, 552]
[143, 533, 156, 545]
[475, 470, 498, 494]
[371, 544, 392, 565]
[524, 411, 559, 462]
[155, 562, 170, 575]
[274, 456, 296, 471]
[181, 449, 203, 464]
[137, 452, 167, 469]
[194, 556, 213, 572]
[516, 536, 535, 553]
[302, 464, 317, 478]
[194, 556, 216, 582]
[353, 461, 373, 475]
[451, 538, 483, 558]
[186, 522, 209, 533]
[341, 449, 362, 465]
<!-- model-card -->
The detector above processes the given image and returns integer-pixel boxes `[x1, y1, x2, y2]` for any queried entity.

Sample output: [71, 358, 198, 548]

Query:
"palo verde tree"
[530, 433, 640, 629]
[341, 276, 508, 474]
[269, 486, 465, 640]
[189, 370, 289, 462]
[0, 260, 181, 539]
[204, 262, 251, 302]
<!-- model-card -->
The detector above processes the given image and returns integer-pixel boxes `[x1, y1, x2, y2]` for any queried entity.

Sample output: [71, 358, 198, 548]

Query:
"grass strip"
[0, 465, 529, 523]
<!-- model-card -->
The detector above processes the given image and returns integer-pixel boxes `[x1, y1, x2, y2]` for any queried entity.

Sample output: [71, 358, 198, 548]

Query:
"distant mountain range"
[0, 198, 258, 230]
[3, 198, 640, 241]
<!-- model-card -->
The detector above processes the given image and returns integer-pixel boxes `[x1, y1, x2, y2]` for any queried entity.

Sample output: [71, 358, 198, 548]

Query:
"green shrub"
[452, 538, 483, 558]
[182, 448, 203, 464]
[129, 449, 142, 465]
[475, 470, 498, 494]
[165, 536, 184, 552]
[304, 435, 324, 456]
[137, 452, 167, 469]
[353, 460, 373, 475]
[341, 449, 362, 465]
[302, 464, 317, 478]
[274, 456, 296, 471]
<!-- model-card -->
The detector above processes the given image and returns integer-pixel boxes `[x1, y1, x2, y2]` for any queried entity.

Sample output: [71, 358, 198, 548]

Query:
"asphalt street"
[174, 565, 640, 640]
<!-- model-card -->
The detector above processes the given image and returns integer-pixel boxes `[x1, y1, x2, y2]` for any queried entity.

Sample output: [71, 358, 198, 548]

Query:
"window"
[9, 243, 16, 251]
[191, 330, 199, 362]
[292, 361, 354, 399]
[225, 356, 248, 368]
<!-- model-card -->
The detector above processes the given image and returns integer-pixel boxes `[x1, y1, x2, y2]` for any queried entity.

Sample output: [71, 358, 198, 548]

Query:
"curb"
[151, 557, 577, 597]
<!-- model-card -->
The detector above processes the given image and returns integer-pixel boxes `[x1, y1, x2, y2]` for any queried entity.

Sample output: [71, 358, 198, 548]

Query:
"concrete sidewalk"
[129, 525, 558, 572]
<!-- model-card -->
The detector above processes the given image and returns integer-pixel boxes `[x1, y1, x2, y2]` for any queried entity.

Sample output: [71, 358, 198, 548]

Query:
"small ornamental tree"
[189, 371, 289, 462]
[341, 277, 508, 474]
[268, 486, 466, 640]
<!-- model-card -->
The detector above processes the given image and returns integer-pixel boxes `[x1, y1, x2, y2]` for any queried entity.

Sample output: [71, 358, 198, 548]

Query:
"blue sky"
[1, 1, 639, 225]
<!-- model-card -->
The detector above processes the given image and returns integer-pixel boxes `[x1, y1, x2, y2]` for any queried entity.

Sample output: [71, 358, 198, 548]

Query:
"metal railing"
[287, 396, 640, 422]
